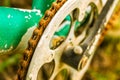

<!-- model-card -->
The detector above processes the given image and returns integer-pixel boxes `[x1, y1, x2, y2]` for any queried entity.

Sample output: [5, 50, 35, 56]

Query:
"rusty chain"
[98, 3, 120, 45]
[16, 0, 120, 80]
[16, 0, 67, 80]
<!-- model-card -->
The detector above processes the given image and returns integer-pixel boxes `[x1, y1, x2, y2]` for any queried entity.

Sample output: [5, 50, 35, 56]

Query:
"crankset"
[17, 0, 118, 80]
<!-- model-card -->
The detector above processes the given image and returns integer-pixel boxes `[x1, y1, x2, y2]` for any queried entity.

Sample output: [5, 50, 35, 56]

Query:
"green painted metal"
[54, 6, 92, 38]
[54, 15, 71, 37]
[0, 0, 92, 54]
[32, 0, 55, 14]
[0, 7, 42, 51]
[0, 0, 55, 53]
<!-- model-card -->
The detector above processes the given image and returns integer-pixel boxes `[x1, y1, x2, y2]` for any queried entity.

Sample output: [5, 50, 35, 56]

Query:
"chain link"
[16, 0, 120, 80]
[16, 0, 66, 80]
[98, 3, 120, 45]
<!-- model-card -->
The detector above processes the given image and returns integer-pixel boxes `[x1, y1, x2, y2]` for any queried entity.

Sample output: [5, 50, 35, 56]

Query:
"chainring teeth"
[17, 0, 119, 80]
[17, 0, 67, 80]
[26, 0, 99, 79]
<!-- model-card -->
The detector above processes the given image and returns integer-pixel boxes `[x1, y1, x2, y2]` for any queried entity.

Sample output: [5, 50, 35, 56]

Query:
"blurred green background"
[0, 0, 120, 80]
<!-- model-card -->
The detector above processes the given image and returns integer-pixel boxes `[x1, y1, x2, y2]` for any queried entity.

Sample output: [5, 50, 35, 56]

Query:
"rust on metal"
[16, 0, 67, 80]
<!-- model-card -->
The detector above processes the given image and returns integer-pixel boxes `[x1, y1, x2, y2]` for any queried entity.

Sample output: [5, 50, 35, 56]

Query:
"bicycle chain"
[16, 0, 66, 80]
[16, 0, 119, 80]
[107, 4, 120, 29]
[98, 3, 120, 45]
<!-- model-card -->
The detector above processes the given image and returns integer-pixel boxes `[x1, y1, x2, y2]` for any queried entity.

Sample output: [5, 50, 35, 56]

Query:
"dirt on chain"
[0, 0, 120, 80]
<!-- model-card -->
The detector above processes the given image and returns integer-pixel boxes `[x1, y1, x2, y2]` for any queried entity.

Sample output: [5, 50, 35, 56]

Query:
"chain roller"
[16, 0, 66, 80]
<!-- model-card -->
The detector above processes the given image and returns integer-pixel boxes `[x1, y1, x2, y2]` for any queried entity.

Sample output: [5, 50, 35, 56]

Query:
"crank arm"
[62, 0, 118, 70]
[17, 0, 119, 80]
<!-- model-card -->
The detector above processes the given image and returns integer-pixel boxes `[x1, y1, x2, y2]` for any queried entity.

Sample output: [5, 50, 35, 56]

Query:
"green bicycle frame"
[0, 0, 55, 53]
[0, 0, 91, 54]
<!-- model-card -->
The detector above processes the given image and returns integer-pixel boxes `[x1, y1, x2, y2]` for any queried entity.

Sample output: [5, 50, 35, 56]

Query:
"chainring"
[17, 0, 119, 80]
